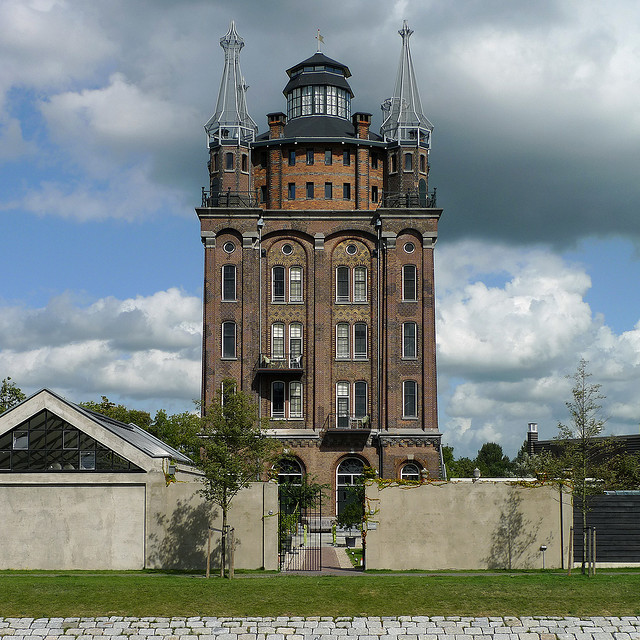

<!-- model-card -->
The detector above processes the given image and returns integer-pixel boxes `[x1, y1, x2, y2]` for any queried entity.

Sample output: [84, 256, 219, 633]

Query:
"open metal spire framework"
[204, 21, 258, 147]
[380, 21, 433, 147]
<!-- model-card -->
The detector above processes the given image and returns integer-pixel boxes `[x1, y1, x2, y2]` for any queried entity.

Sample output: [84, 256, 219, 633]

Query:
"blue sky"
[1, 0, 640, 458]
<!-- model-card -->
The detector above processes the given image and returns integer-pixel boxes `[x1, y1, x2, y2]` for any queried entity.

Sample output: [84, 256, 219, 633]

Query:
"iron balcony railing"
[256, 353, 304, 372]
[201, 188, 259, 208]
[322, 413, 372, 432]
[381, 187, 437, 208]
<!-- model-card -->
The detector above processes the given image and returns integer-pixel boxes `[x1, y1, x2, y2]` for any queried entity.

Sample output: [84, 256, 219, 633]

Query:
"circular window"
[404, 242, 415, 254]
[282, 243, 293, 256]
[223, 241, 235, 254]
[346, 244, 358, 256]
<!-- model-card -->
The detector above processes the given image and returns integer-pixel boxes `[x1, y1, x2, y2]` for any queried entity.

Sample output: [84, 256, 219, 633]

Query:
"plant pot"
[345, 536, 356, 548]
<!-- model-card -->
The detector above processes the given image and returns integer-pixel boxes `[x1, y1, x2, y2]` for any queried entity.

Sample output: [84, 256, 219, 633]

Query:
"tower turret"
[204, 21, 258, 206]
[381, 21, 433, 202]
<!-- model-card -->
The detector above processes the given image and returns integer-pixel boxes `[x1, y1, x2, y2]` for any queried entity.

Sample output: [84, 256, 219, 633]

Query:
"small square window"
[13, 431, 28, 450]
[80, 451, 96, 470]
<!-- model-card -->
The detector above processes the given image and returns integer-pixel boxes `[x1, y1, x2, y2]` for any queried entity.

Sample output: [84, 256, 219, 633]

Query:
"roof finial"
[316, 28, 324, 53]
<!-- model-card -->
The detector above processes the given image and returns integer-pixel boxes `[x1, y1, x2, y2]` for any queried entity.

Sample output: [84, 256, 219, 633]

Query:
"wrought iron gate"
[278, 483, 323, 571]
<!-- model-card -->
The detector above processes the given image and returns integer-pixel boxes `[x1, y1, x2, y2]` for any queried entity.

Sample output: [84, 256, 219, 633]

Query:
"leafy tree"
[80, 396, 152, 429]
[150, 409, 200, 457]
[0, 377, 26, 414]
[476, 442, 514, 477]
[556, 358, 612, 573]
[196, 382, 280, 578]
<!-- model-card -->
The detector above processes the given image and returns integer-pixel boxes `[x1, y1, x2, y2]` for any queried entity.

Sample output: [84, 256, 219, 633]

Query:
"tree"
[0, 377, 26, 414]
[475, 442, 514, 477]
[150, 409, 200, 457]
[556, 358, 610, 573]
[196, 382, 280, 578]
[81, 396, 152, 429]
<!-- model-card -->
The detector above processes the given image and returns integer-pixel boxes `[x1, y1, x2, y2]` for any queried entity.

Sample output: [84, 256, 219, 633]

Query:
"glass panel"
[80, 451, 96, 470]
[46, 414, 64, 430]
[29, 451, 47, 471]
[272, 382, 285, 418]
[403, 322, 417, 358]
[272, 323, 285, 359]
[338, 458, 364, 475]
[222, 265, 236, 301]
[354, 323, 367, 359]
[324, 182, 332, 199]
[403, 381, 417, 418]
[401, 463, 421, 481]
[273, 266, 285, 302]
[96, 449, 113, 470]
[289, 267, 302, 302]
[325, 149, 332, 165]
[336, 324, 349, 359]
[290, 382, 302, 418]
[222, 322, 236, 358]
[0, 433, 10, 449]
[113, 454, 131, 471]
[13, 431, 28, 450]
[63, 429, 79, 449]
[354, 267, 366, 301]
[12, 451, 29, 471]
[0, 451, 10, 470]
[29, 430, 46, 450]
[46, 430, 63, 449]
[290, 323, 302, 359]
[336, 267, 349, 302]
[61, 450, 78, 470]
[354, 382, 367, 417]
[78, 432, 95, 450]
[403, 265, 417, 301]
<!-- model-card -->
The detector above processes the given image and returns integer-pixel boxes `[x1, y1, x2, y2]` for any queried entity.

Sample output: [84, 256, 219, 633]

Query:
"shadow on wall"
[485, 489, 550, 569]
[148, 499, 221, 571]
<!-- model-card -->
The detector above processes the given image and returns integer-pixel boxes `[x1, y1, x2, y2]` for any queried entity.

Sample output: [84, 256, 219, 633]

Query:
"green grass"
[1, 572, 640, 618]
[346, 547, 364, 567]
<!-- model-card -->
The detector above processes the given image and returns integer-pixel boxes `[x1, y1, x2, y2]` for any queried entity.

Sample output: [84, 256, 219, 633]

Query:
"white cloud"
[436, 241, 640, 457]
[0, 288, 202, 409]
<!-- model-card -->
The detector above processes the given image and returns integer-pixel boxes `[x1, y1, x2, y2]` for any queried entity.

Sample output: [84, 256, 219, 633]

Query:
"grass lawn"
[1, 572, 639, 618]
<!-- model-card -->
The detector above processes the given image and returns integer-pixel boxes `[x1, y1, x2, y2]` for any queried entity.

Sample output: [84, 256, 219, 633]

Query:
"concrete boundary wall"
[365, 480, 571, 570]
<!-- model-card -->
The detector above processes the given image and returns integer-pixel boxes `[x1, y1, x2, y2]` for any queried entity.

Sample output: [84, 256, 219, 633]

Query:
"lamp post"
[540, 544, 547, 569]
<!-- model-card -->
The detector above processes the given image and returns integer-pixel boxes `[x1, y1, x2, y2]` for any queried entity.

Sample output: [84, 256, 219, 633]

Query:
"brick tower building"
[197, 21, 443, 516]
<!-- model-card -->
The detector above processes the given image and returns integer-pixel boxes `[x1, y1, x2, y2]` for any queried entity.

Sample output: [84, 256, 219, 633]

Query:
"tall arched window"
[222, 264, 236, 301]
[354, 267, 367, 302]
[336, 457, 364, 517]
[272, 323, 285, 359]
[289, 323, 303, 362]
[272, 266, 285, 302]
[402, 265, 417, 301]
[336, 381, 350, 428]
[289, 266, 303, 302]
[403, 380, 418, 418]
[222, 322, 236, 358]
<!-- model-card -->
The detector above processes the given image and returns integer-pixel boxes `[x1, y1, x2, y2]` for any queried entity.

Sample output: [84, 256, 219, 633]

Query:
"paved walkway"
[1, 616, 639, 640]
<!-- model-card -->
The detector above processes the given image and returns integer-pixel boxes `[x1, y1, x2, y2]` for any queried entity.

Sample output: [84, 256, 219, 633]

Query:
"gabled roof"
[0, 388, 192, 465]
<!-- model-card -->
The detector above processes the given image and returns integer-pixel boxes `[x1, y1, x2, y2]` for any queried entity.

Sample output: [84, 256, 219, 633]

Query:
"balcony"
[321, 413, 372, 444]
[381, 188, 437, 208]
[201, 188, 259, 208]
[255, 353, 304, 373]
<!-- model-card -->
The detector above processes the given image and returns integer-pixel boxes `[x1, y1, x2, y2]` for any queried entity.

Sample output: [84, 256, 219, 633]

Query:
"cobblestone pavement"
[1, 617, 640, 640]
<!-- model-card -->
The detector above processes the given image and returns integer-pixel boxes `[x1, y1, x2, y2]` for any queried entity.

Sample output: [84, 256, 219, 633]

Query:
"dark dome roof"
[283, 52, 353, 97]
[285, 52, 351, 78]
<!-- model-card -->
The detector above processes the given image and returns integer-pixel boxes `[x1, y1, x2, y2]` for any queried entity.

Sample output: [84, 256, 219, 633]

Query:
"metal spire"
[204, 21, 258, 147]
[380, 21, 433, 146]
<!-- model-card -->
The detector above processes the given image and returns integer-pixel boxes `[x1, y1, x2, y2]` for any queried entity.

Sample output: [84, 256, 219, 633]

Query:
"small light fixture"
[540, 544, 547, 569]
[473, 467, 481, 481]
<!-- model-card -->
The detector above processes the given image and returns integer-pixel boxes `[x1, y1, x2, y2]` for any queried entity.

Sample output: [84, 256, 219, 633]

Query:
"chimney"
[527, 422, 538, 456]
[267, 112, 286, 139]
[352, 112, 371, 139]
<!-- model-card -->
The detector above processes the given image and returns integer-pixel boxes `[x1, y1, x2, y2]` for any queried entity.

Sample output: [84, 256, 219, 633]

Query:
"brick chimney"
[268, 112, 286, 139]
[352, 112, 371, 140]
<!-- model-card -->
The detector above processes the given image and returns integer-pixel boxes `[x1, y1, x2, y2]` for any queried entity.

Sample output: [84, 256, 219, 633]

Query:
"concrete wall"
[365, 480, 571, 570]
[0, 469, 278, 571]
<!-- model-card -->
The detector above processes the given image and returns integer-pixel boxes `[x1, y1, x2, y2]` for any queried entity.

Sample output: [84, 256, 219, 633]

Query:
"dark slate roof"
[283, 72, 352, 96]
[533, 434, 640, 457]
[286, 52, 351, 78]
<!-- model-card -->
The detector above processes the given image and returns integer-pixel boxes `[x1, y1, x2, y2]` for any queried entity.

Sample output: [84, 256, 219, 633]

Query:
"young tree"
[81, 396, 152, 429]
[475, 442, 514, 477]
[556, 358, 609, 573]
[0, 377, 26, 414]
[196, 382, 280, 578]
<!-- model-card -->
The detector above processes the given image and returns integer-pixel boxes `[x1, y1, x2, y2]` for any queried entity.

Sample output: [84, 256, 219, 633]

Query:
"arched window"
[272, 266, 285, 302]
[336, 323, 349, 360]
[271, 381, 285, 418]
[289, 381, 303, 418]
[289, 266, 303, 302]
[336, 381, 350, 428]
[222, 322, 236, 358]
[402, 322, 417, 358]
[354, 323, 367, 360]
[336, 266, 349, 302]
[289, 323, 303, 361]
[271, 323, 285, 359]
[353, 267, 367, 302]
[336, 457, 365, 517]
[403, 380, 418, 418]
[278, 458, 303, 484]
[402, 264, 417, 301]
[400, 462, 421, 481]
[354, 381, 367, 418]
[222, 264, 236, 301]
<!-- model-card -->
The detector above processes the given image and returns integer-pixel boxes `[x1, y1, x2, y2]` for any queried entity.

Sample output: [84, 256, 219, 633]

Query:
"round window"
[282, 244, 293, 256]
[404, 242, 415, 254]
[346, 244, 358, 256]
[223, 241, 235, 254]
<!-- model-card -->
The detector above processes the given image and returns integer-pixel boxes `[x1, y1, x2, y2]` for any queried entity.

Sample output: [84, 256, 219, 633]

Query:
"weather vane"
[316, 28, 324, 52]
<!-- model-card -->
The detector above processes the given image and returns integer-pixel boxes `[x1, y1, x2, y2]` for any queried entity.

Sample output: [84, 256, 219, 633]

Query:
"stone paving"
[1, 617, 639, 640]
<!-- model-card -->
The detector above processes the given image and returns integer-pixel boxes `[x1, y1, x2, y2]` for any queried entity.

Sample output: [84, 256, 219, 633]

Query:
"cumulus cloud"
[436, 242, 640, 456]
[0, 288, 202, 410]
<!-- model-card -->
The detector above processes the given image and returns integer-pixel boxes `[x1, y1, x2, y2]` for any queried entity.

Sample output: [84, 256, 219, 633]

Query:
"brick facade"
[197, 37, 442, 516]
